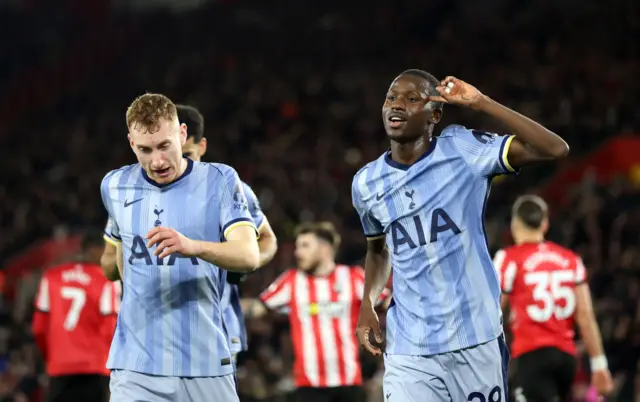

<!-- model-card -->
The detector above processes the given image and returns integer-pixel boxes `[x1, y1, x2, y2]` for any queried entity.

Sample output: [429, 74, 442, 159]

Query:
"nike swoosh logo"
[124, 198, 143, 208]
[376, 192, 386, 201]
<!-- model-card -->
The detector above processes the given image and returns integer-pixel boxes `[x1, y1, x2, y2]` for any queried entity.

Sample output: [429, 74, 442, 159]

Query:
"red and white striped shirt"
[260, 265, 388, 388]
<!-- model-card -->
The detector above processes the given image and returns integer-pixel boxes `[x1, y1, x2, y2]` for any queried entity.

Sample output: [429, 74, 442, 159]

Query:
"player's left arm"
[147, 167, 260, 272]
[573, 257, 614, 396]
[32, 275, 51, 360]
[493, 249, 517, 310]
[431, 76, 570, 169]
[243, 182, 278, 267]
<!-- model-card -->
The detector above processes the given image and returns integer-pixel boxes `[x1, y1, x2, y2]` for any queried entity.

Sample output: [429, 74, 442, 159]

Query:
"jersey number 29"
[61, 287, 86, 331]
[524, 270, 576, 322]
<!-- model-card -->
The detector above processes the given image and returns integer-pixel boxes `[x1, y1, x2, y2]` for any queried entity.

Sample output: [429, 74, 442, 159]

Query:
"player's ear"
[429, 108, 442, 124]
[179, 123, 187, 145]
[127, 133, 135, 149]
[541, 219, 549, 234]
[199, 137, 208, 156]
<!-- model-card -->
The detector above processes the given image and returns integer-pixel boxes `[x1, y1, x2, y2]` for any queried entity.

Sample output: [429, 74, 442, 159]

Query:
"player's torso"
[288, 266, 362, 387]
[222, 284, 247, 354]
[507, 243, 579, 357]
[46, 264, 111, 374]
[362, 140, 502, 354]
[104, 164, 232, 376]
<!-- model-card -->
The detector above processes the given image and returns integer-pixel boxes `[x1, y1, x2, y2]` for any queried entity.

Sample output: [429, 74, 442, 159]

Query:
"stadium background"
[0, 0, 637, 400]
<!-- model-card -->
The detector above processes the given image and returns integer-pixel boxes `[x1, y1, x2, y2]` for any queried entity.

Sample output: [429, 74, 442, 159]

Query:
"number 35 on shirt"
[493, 242, 586, 358]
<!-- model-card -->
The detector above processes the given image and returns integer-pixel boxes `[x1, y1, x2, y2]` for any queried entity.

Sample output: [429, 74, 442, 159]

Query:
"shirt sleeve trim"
[103, 233, 121, 246]
[366, 234, 385, 240]
[223, 218, 258, 239]
[499, 135, 517, 173]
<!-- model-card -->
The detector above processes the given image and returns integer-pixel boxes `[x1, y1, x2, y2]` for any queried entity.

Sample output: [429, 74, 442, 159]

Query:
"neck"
[390, 133, 432, 165]
[177, 158, 188, 178]
[514, 230, 545, 245]
[311, 260, 336, 277]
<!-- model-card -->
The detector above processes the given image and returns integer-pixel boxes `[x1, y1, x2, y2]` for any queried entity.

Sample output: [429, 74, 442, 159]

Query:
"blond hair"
[126, 93, 178, 133]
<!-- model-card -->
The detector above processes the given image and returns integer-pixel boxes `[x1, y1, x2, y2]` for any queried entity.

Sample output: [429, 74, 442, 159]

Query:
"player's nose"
[150, 154, 165, 168]
[390, 99, 406, 110]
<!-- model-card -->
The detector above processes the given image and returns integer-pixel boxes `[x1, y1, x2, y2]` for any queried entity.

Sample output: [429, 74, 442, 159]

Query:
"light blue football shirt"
[101, 158, 257, 377]
[220, 182, 265, 355]
[351, 125, 517, 356]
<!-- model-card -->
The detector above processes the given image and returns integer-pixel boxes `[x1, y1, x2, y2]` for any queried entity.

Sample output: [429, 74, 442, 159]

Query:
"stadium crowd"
[0, 0, 638, 400]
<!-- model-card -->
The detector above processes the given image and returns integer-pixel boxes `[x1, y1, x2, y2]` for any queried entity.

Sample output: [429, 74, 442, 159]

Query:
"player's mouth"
[387, 114, 407, 129]
[153, 167, 172, 178]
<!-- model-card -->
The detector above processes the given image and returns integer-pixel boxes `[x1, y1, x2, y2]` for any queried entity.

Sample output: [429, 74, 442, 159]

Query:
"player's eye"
[408, 97, 418, 102]
[138, 147, 151, 154]
[386, 95, 396, 101]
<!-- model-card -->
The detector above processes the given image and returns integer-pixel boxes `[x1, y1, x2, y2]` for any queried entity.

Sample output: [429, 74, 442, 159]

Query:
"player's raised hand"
[356, 303, 384, 356]
[146, 227, 197, 259]
[428, 76, 484, 107]
[592, 369, 614, 398]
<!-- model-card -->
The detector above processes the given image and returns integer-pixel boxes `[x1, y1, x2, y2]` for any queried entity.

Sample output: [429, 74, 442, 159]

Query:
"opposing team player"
[101, 94, 260, 402]
[243, 222, 389, 402]
[32, 230, 121, 402]
[351, 71, 569, 402]
[177, 104, 278, 361]
[494, 195, 613, 401]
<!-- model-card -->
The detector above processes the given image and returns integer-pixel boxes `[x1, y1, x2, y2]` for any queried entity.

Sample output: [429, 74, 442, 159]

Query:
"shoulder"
[241, 181, 258, 198]
[267, 269, 296, 288]
[101, 164, 139, 188]
[546, 241, 580, 260]
[438, 124, 495, 144]
[352, 153, 386, 192]
[348, 264, 365, 277]
[196, 162, 239, 180]
[42, 262, 72, 280]
[493, 246, 519, 266]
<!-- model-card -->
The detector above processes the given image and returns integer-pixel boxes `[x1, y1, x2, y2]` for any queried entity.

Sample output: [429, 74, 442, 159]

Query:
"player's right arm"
[242, 270, 293, 318]
[100, 172, 124, 281]
[352, 170, 391, 356]
[101, 218, 122, 281]
[431, 77, 569, 168]
[573, 260, 614, 396]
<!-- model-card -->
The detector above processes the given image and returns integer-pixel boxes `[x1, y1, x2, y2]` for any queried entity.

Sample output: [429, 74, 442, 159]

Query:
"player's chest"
[367, 160, 476, 232]
[291, 274, 356, 319]
[114, 187, 214, 241]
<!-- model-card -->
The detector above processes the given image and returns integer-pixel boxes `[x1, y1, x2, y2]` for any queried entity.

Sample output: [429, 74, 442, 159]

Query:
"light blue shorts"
[110, 369, 239, 402]
[383, 335, 509, 402]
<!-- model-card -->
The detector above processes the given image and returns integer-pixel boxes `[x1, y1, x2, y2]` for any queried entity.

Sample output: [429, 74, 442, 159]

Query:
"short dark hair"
[401, 69, 443, 110]
[81, 229, 105, 252]
[295, 221, 341, 254]
[176, 104, 205, 142]
[512, 195, 548, 229]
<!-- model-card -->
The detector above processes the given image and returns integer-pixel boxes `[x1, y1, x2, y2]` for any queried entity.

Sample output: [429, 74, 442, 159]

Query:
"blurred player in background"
[32, 230, 121, 402]
[177, 103, 278, 361]
[102, 94, 260, 402]
[494, 195, 614, 401]
[243, 222, 389, 402]
[351, 71, 569, 402]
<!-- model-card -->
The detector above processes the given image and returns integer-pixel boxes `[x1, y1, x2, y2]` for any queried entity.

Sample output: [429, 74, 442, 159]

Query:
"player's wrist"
[470, 94, 492, 112]
[188, 239, 206, 258]
[590, 355, 608, 371]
